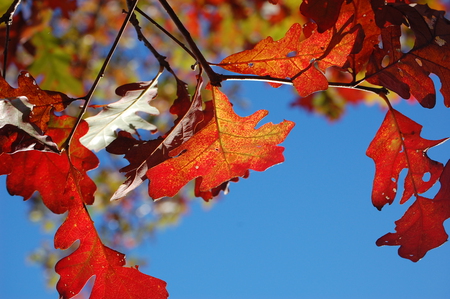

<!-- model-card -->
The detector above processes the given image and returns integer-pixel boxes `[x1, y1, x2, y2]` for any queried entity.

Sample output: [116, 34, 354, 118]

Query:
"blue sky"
[1, 80, 450, 298]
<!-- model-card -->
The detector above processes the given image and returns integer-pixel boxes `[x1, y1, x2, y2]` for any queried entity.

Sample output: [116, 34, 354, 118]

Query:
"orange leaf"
[219, 8, 359, 97]
[146, 86, 295, 199]
[366, 109, 447, 210]
[376, 161, 450, 262]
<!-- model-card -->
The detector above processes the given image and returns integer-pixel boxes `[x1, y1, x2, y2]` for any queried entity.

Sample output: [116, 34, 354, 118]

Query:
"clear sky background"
[1, 78, 450, 299]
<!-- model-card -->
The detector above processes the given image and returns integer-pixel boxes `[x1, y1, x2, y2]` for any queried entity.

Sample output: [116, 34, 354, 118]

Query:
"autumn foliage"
[1, 0, 450, 297]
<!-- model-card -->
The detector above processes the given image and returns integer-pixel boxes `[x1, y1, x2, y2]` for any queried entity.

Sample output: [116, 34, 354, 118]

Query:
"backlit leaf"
[376, 161, 450, 262]
[367, 3, 450, 108]
[219, 4, 360, 97]
[1, 114, 98, 214]
[366, 109, 447, 210]
[55, 204, 168, 299]
[146, 86, 295, 199]
[80, 77, 160, 152]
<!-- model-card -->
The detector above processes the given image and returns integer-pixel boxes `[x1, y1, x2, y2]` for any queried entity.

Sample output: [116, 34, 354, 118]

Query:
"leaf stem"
[63, 0, 139, 151]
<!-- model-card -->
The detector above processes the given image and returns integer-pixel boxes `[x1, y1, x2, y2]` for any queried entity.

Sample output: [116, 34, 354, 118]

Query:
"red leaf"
[341, 0, 381, 74]
[0, 153, 12, 175]
[376, 161, 450, 262]
[1, 114, 98, 213]
[367, 3, 450, 108]
[300, 0, 345, 33]
[194, 173, 246, 201]
[146, 86, 294, 199]
[55, 204, 168, 299]
[366, 109, 447, 210]
[0, 71, 74, 131]
[219, 8, 360, 97]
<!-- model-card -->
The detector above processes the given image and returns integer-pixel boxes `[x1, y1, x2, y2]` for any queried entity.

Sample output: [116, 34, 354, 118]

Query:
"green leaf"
[29, 29, 83, 95]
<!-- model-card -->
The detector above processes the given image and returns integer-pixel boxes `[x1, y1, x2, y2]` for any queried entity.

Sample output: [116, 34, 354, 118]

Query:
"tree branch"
[0, 0, 20, 24]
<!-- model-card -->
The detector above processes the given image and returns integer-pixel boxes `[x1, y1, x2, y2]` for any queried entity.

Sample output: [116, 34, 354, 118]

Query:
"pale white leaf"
[80, 77, 160, 152]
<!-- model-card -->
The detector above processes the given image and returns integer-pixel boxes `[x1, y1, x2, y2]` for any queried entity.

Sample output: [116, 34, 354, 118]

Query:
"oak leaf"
[376, 161, 450, 262]
[80, 77, 160, 152]
[367, 3, 450, 108]
[146, 86, 294, 199]
[366, 109, 447, 210]
[55, 204, 168, 299]
[219, 9, 360, 97]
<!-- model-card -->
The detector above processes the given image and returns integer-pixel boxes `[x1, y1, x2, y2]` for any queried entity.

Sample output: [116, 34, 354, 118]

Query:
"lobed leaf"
[219, 2, 360, 97]
[0, 114, 98, 214]
[367, 3, 450, 108]
[366, 109, 447, 210]
[80, 77, 160, 152]
[55, 204, 168, 299]
[146, 86, 295, 199]
[377, 161, 450, 262]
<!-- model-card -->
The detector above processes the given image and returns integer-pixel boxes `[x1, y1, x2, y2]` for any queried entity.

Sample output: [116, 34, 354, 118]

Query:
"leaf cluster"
[2, 0, 450, 297]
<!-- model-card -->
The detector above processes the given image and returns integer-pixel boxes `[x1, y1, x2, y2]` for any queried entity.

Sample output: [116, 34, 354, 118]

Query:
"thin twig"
[157, 0, 222, 86]
[127, 6, 171, 70]
[128, 7, 193, 85]
[2, 24, 10, 79]
[328, 81, 389, 95]
[219, 73, 389, 95]
[63, 0, 139, 151]
[0, 0, 21, 24]
[135, 6, 196, 61]
[1, 0, 21, 78]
